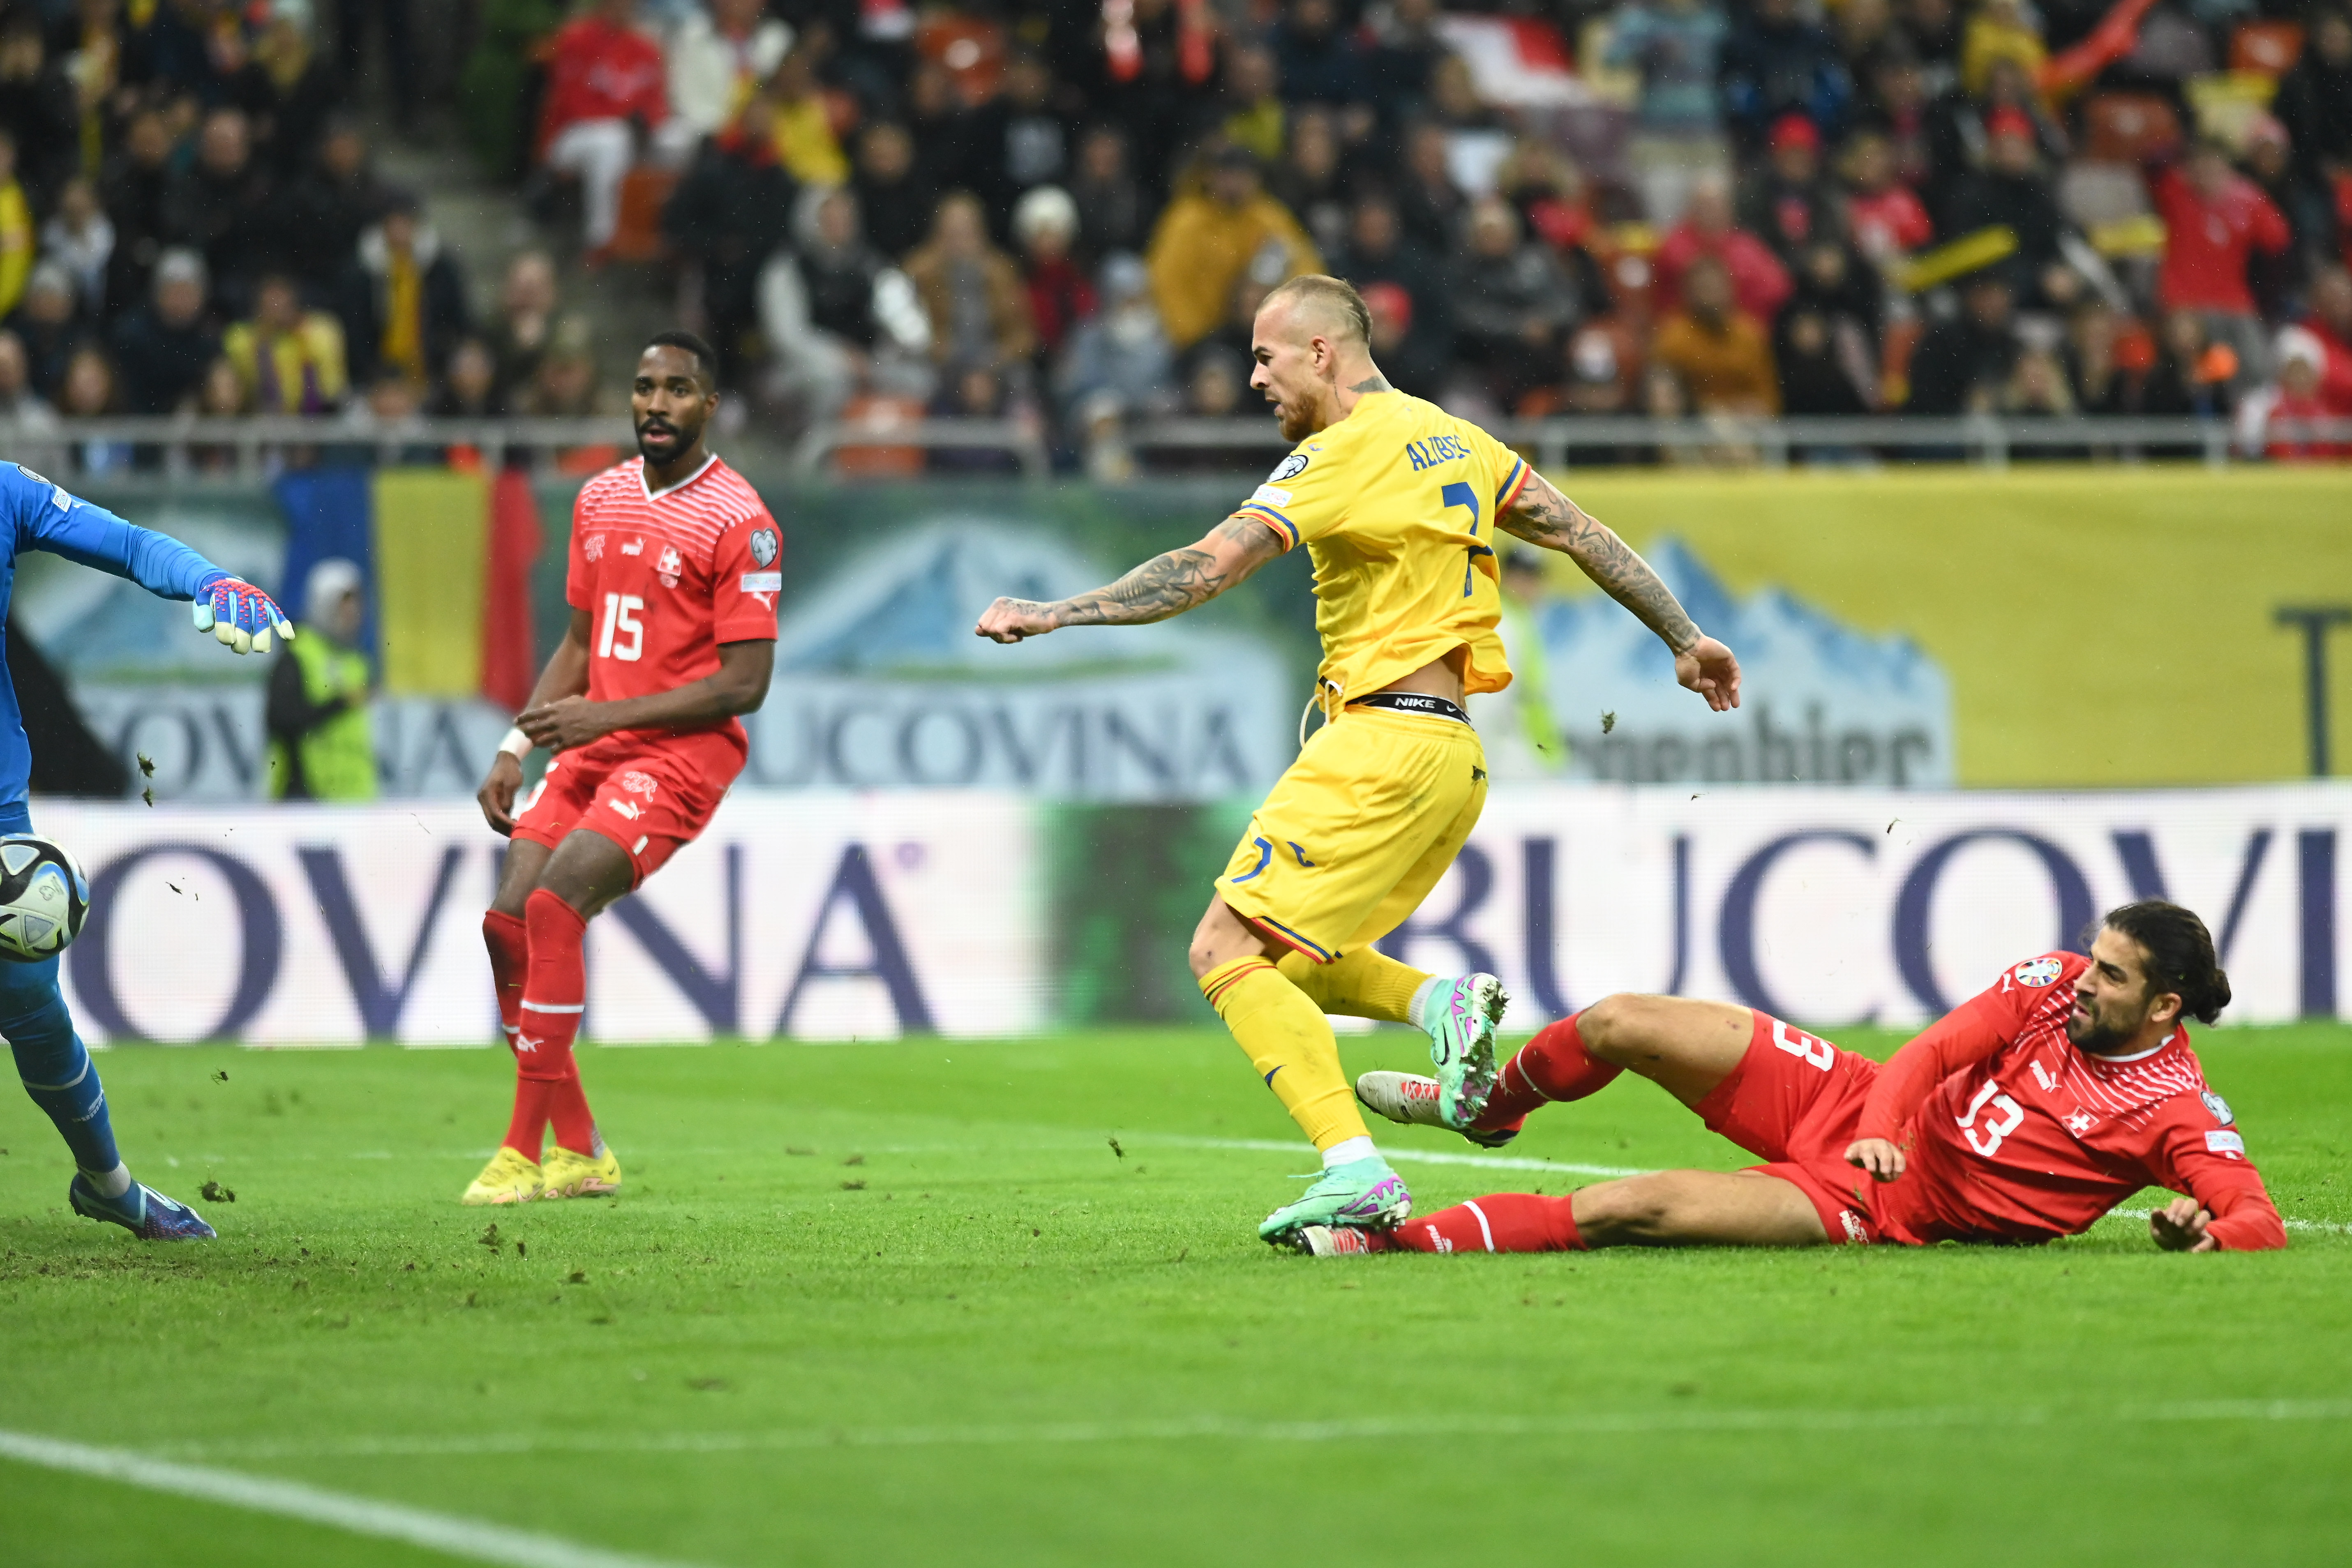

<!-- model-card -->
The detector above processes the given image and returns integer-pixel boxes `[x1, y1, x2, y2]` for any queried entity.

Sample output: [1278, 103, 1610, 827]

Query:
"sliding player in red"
[465, 331, 780, 1204]
[1335, 899, 2285, 1255]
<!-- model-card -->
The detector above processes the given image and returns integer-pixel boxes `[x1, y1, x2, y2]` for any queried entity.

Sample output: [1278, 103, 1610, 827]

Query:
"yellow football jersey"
[1232, 390, 1529, 706]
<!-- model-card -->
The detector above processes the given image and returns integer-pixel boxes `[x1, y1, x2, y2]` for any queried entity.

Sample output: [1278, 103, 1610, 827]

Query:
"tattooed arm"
[975, 514, 1285, 643]
[1499, 469, 1743, 712]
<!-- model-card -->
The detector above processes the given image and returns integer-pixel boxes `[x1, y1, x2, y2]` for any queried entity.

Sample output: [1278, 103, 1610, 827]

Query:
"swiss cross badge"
[583, 533, 605, 562]
[620, 771, 659, 800]
[657, 545, 682, 588]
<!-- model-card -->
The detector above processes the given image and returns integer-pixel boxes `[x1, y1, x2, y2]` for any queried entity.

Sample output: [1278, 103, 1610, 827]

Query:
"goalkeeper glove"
[193, 575, 295, 655]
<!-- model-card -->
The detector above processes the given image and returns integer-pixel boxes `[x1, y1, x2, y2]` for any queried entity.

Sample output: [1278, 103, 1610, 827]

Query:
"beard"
[2064, 1000, 2139, 1054]
[636, 417, 693, 463]
[1274, 401, 1314, 442]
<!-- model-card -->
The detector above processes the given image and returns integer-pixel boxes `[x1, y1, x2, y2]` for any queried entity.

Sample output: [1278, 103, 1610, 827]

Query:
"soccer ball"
[0, 835, 88, 962]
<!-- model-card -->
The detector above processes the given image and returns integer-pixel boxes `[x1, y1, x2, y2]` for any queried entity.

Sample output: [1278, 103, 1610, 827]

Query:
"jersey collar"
[2087, 1027, 2181, 1065]
[640, 452, 718, 501]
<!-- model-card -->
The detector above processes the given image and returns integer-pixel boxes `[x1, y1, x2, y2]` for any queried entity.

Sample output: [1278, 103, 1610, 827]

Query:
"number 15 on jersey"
[598, 593, 644, 662]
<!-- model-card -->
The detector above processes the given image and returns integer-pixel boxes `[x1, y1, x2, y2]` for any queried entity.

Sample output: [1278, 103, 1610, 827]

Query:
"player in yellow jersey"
[976, 275, 1740, 1243]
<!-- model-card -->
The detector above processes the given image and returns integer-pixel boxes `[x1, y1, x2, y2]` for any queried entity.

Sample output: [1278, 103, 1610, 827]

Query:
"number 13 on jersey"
[598, 593, 645, 662]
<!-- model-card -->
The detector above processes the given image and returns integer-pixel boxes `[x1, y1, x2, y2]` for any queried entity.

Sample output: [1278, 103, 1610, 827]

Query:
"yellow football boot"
[539, 1144, 622, 1199]
[460, 1146, 544, 1206]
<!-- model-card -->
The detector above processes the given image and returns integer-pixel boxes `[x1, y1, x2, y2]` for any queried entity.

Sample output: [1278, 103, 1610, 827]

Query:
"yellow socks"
[1199, 957, 1370, 1153]
[1278, 945, 1429, 1024]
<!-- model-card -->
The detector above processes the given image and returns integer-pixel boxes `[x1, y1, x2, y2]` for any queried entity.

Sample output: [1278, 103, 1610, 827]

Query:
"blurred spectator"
[1221, 44, 1286, 165]
[1271, 107, 1351, 261]
[1959, 0, 2042, 101]
[241, 14, 340, 177]
[1776, 305, 1871, 413]
[1855, 49, 1933, 194]
[1275, 0, 1364, 106]
[163, 108, 279, 307]
[1335, 194, 1451, 383]
[2065, 298, 2124, 412]
[43, 179, 113, 323]
[760, 47, 848, 189]
[2132, 309, 2237, 417]
[198, 357, 250, 417]
[0, 21, 76, 208]
[1841, 127, 1932, 262]
[905, 60, 976, 198]
[904, 190, 1036, 371]
[1998, 343, 2074, 417]
[1360, 278, 1447, 396]
[101, 108, 176, 318]
[1789, 239, 1882, 350]
[662, 115, 794, 379]
[1652, 255, 1778, 413]
[1426, 55, 1511, 186]
[490, 252, 561, 408]
[1905, 267, 2019, 413]
[266, 558, 377, 802]
[1655, 175, 1793, 320]
[1014, 187, 1094, 364]
[2239, 329, 2347, 459]
[1362, 0, 1447, 125]
[2241, 118, 2317, 316]
[1943, 106, 2075, 309]
[759, 187, 930, 424]
[853, 122, 935, 262]
[60, 346, 129, 475]
[0, 131, 29, 321]
[1899, 0, 1962, 72]
[344, 373, 435, 459]
[1452, 196, 1585, 409]
[2151, 140, 2290, 387]
[2297, 265, 2352, 413]
[9, 264, 76, 398]
[110, 249, 218, 415]
[1608, 0, 1731, 224]
[1718, 0, 1850, 152]
[1552, 320, 1641, 415]
[1739, 113, 1844, 260]
[926, 364, 1025, 475]
[1069, 125, 1151, 264]
[667, 0, 791, 142]
[340, 193, 470, 388]
[0, 331, 60, 461]
[513, 316, 607, 416]
[2275, 12, 2352, 195]
[1395, 120, 1467, 252]
[1146, 145, 1319, 350]
[225, 273, 348, 414]
[430, 338, 501, 418]
[282, 123, 394, 289]
[1921, 57, 2056, 221]
[1055, 252, 1177, 427]
[976, 50, 1071, 215]
[538, 0, 669, 260]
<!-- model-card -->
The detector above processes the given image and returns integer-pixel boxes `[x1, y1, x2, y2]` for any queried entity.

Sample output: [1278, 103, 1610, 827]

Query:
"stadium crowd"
[0, 0, 2345, 468]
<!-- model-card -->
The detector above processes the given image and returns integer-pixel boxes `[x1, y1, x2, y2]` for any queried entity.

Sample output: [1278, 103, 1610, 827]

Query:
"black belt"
[1348, 691, 1471, 724]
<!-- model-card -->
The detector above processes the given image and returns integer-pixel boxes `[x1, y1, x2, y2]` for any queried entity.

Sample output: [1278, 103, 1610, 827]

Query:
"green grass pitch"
[2, 1023, 2348, 1567]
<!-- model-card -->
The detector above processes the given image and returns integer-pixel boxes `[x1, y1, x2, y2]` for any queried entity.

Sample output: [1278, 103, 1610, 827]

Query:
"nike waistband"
[1348, 692, 1471, 724]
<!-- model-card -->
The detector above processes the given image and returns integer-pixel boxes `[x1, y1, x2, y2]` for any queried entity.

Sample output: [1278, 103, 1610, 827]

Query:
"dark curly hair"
[2099, 900, 2232, 1025]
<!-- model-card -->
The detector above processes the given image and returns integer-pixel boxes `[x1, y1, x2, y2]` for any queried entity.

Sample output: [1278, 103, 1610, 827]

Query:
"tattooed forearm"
[1042, 515, 1280, 629]
[1499, 473, 1700, 652]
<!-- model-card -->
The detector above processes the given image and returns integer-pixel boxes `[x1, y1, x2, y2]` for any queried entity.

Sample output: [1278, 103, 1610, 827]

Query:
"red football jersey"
[565, 454, 782, 753]
[1865, 952, 2283, 1249]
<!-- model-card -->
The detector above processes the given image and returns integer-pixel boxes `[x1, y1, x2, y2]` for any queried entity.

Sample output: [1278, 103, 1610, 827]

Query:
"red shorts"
[1690, 1012, 1896, 1246]
[511, 729, 743, 887]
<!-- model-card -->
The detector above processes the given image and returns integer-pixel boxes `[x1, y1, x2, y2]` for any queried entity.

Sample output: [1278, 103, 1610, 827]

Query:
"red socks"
[1474, 1011, 1624, 1134]
[505, 888, 599, 1158]
[482, 910, 528, 1049]
[1390, 1193, 1586, 1254]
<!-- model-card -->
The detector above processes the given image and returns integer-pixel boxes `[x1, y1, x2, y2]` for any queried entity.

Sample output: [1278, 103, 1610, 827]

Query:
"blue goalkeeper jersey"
[0, 462, 224, 807]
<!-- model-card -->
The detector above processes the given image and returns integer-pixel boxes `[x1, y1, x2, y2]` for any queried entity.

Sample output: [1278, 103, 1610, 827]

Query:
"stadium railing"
[7, 413, 2350, 480]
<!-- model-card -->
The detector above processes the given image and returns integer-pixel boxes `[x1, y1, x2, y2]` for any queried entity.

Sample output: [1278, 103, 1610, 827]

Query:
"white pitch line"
[2103, 1206, 2351, 1236]
[155, 1397, 2352, 1463]
[0, 1429, 716, 1568]
[1146, 1134, 1646, 1178]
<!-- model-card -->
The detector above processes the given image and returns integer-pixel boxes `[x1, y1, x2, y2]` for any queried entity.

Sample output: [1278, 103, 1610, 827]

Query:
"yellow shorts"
[1216, 705, 1488, 964]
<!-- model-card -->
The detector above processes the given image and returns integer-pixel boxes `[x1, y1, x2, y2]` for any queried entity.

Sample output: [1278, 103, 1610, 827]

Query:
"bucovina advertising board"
[34, 784, 2351, 1046]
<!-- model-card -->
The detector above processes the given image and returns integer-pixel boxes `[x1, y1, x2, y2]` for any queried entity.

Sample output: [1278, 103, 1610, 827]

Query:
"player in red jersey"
[464, 331, 781, 1204]
[1334, 900, 2286, 1255]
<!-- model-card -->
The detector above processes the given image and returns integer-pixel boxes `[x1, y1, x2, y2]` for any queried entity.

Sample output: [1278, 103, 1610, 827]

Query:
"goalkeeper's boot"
[69, 1174, 215, 1241]
[1257, 1155, 1410, 1244]
[1357, 1071, 1521, 1149]
[461, 1147, 544, 1206]
[539, 1144, 621, 1200]
[1283, 1223, 1397, 1257]
[1423, 973, 1507, 1129]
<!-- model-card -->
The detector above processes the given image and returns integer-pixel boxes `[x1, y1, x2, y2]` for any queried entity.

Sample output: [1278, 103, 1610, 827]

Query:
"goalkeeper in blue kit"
[0, 461, 292, 1239]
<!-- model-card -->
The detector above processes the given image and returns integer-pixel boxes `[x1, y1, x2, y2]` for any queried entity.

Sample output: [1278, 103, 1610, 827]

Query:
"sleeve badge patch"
[15, 463, 45, 485]
[2200, 1090, 2234, 1125]
[2013, 957, 2063, 987]
[1269, 453, 1310, 482]
[2204, 1129, 2246, 1157]
[1250, 484, 1292, 507]
[749, 527, 779, 567]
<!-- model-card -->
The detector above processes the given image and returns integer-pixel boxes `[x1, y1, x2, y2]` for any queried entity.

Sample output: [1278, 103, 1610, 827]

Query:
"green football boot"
[1423, 973, 1507, 1128]
[1257, 1155, 1412, 1243]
